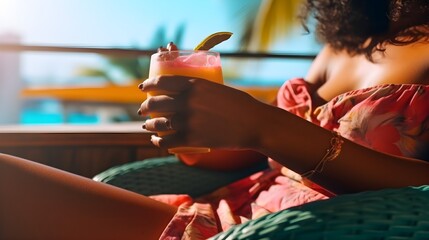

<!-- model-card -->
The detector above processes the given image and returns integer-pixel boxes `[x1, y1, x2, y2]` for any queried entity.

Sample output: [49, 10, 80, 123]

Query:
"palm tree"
[225, 0, 304, 52]
[247, 0, 304, 51]
[76, 0, 305, 86]
[75, 24, 186, 84]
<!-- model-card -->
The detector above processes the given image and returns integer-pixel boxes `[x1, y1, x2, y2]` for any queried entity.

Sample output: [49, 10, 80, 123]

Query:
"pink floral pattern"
[157, 78, 429, 239]
[278, 79, 429, 160]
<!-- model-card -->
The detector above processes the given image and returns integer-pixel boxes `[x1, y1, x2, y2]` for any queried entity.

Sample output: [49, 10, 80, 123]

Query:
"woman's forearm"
[140, 76, 429, 193]
[177, 149, 267, 171]
[252, 103, 429, 194]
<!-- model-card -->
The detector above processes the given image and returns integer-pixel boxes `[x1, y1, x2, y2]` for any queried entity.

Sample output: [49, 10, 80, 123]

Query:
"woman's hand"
[139, 75, 266, 150]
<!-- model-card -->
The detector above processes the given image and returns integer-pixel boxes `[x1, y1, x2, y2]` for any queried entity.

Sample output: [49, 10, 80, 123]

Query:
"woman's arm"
[140, 76, 429, 194]
[254, 103, 429, 194]
[177, 149, 267, 171]
[139, 43, 429, 194]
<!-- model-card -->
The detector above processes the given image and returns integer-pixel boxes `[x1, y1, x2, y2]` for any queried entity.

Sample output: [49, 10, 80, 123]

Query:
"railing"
[0, 43, 317, 59]
[0, 43, 318, 104]
[0, 44, 317, 174]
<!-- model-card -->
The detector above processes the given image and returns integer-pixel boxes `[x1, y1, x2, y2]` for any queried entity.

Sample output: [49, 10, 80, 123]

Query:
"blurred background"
[0, 0, 321, 125]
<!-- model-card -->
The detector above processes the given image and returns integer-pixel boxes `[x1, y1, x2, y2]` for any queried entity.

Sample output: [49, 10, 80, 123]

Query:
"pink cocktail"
[148, 50, 224, 154]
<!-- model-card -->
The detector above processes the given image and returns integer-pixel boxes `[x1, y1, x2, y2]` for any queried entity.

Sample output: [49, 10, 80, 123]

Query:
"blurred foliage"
[247, 0, 303, 51]
[76, 0, 304, 84]
[220, 0, 305, 84]
[221, 0, 261, 51]
[75, 23, 185, 83]
[225, 0, 304, 52]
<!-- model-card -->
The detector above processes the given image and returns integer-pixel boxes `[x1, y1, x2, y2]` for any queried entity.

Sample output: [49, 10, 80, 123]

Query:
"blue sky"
[0, 0, 321, 85]
[0, 0, 239, 48]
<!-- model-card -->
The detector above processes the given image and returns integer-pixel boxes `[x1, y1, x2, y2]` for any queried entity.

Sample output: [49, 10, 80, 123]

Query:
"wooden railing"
[0, 123, 169, 178]
[0, 43, 317, 59]
[1, 43, 316, 104]
[0, 44, 317, 177]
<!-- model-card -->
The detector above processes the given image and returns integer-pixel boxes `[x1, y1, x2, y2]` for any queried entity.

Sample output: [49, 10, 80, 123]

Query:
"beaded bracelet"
[301, 131, 344, 179]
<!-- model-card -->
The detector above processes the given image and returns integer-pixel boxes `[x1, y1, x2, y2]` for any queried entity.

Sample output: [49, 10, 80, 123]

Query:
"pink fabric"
[157, 78, 429, 239]
[156, 169, 327, 240]
[277, 79, 429, 160]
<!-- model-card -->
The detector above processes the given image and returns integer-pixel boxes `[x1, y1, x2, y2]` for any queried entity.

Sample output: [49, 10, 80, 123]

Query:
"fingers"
[157, 42, 177, 53]
[150, 134, 183, 149]
[138, 94, 186, 116]
[140, 75, 194, 93]
[144, 114, 187, 150]
[166, 42, 178, 51]
[144, 115, 185, 132]
[144, 117, 173, 132]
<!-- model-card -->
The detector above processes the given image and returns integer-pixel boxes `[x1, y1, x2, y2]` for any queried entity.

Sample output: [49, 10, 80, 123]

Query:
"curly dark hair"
[299, 0, 429, 59]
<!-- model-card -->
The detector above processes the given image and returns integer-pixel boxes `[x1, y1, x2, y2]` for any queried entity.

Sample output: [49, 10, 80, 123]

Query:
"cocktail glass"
[148, 50, 224, 154]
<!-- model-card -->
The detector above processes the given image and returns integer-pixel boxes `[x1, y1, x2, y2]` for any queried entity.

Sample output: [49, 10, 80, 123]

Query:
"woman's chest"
[318, 44, 429, 101]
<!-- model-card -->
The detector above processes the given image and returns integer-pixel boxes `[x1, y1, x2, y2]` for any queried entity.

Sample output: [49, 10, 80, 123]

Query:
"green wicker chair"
[211, 185, 429, 240]
[94, 156, 429, 239]
[93, 155, 268, 198]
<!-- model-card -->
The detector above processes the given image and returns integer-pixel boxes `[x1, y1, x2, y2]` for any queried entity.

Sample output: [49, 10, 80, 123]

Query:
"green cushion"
[93, 156, 268, 198]
[211, 185, 429, 240]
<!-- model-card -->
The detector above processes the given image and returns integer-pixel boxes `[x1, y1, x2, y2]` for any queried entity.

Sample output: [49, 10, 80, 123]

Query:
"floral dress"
[154, 78, 429, 239]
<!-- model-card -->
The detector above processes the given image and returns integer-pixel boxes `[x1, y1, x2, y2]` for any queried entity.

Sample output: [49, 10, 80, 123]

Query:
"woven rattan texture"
[211, 185, 429, 240]
[93, 156, 268, 198]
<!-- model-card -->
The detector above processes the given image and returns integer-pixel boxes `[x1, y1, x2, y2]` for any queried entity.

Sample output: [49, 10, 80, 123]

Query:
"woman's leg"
[0, 153, 177, 240]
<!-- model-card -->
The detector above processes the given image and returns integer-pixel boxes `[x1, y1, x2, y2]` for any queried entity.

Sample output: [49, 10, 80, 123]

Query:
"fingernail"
[150, 135, 162, 146]
[142, 123, 146, 129]
[157, 46, 168, 52]
[151, 135, 159, 147]
[137, 109, 142, 115]
[138, 83, 144, 89]
[167, 42, 178, 51]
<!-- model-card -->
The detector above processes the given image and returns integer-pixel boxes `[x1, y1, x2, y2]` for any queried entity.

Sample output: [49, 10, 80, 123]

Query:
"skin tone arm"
[139, 49, 429, 194]
[178, 149, 267, 171]
[172, 46, 336, 172]
[254, 103, 429, 194]
[0, 153, 176, 240]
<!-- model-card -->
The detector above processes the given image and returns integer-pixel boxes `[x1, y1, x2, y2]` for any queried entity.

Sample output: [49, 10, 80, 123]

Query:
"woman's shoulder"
[304, 45, 336, 87]
[368, 41, 429, 86]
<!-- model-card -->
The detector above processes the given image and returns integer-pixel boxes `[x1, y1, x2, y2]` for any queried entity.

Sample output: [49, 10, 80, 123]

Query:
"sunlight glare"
[0, 0, 19, 32]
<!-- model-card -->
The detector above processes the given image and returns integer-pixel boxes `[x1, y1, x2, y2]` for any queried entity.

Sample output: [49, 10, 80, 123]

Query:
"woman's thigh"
[0, 153, 177, 240]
